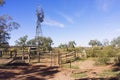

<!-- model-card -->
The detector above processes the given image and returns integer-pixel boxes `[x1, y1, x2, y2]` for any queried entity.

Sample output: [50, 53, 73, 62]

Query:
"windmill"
[35, 6, 44, 47]
[35, 6, 44, 62]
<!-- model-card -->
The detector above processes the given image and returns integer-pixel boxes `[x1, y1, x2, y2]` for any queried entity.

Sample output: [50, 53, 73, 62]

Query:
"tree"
[89, 40, 102, 47]
[27, 36, 53, 63]
[0, 30, 9, 47]
[111, 36, 120, 47]
[102, 39, 109, 46]
[67, 41, 76, 51]
[0, 0, 5, 6]
[39, 37, 53, 52]
[68, 41, 76, 48]
[0, 15, 20, 47]
[15, 35, 28, 46]
[27, 36, 53, 52]
[96, 40, 102, 46]
[45, 37, 53, 52]
[58, 43, 68, 51]
[27, 39, 36, 46]
[89, 40, 97, 47]
[15, 35, 28, 61]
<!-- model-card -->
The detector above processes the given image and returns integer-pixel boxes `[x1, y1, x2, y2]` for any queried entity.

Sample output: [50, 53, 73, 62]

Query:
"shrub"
[95, 57, 110, 65]
[114, 54, 120, 65]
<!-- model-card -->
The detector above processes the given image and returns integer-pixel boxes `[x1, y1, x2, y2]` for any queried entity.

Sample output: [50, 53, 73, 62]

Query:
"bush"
[114, 54, 120, 65]
[95, 57, 110, 65]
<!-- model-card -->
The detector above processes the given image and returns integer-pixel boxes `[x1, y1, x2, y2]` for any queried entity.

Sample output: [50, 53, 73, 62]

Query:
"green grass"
[95, 57, 110, 65]
[97, 70, 120, 78]
[0, 64, 4, 67]
[71, 73, 87, 79]
[71, 70, 120, 79]
[62, 64, 79, 69]
[75, 57, 87, 62]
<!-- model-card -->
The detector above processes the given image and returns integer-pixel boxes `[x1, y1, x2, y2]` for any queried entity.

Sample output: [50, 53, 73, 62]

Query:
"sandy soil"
[0, 58, 119, 80]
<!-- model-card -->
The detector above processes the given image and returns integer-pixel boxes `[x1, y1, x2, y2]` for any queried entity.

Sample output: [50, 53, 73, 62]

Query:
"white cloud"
[102, 2, 108, 12]
[74, 12, 81, 18]
[115, 29, 120, 33]
[59, 12, 74, 24]
[44, 19, 64, 28]
[96, 0, 110, 12]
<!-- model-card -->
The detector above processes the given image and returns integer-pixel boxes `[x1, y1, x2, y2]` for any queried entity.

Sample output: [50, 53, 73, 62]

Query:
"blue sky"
[1, 0, 120, 47]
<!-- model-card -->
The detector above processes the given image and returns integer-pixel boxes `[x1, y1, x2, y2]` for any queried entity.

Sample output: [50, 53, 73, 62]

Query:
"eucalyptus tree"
[27, 39, 36, 46]
[102, 39, 109, 46]
[111, 36, 120, 47]
[67, 41, 76, 51]
[0, 15, 20, 47]
[0, 0, 4, 6]
[27, 36, 53, 52]
[96, 40, 102, 46]
[39, 37, 53, 52]
[15, 35, 28, 61]
[111, 36, 120, 64]
[68, 41, 76, 48]
[58, 43, 68, 51]
[89, 40, 102, 47]
[27, 36, 53, 63]
[89, 40, 97, 47]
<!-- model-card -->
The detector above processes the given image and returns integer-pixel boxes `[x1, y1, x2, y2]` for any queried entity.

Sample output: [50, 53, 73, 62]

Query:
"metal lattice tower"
[35, 6, 44, 46]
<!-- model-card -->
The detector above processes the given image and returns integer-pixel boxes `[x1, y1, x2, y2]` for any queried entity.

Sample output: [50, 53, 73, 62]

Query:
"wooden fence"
[0, 47, 77, 67]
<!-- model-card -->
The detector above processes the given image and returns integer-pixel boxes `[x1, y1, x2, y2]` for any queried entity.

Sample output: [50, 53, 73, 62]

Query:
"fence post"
[28, 47, 30, 63]
[37, 48, 40, 63]
[22, 47, 25, 61]
[53, 52, 56, 66]
[70, 60, 71, 68]
[50, 51, 52, 66]
[74, 51, 76, 59]
[0, 50, 2, 57]
[58, 51, 61, 67]
[10, 51, 12, 58]
[28, 53, 30, 63]
[14, 50, 17, 59]
[66, 52, 67, 63]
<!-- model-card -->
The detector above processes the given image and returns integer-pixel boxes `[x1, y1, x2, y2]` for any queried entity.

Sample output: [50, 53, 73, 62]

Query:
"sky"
[1, 0, 120, 47]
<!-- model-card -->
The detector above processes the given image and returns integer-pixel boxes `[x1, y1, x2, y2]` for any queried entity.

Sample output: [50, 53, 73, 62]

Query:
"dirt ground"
[0, 58, 119, 80]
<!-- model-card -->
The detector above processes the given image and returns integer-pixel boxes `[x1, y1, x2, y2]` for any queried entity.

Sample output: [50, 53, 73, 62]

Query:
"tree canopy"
[89, 40, 102, 47]
[111, 36, 120, 47]
[58, 43, 68, 49]
[0, 0, 4, 6]
[15, 35, 28, 47]
[0, 15, 20, 47]
[27, 36, 53, 52]
[68, 41, 76, 48]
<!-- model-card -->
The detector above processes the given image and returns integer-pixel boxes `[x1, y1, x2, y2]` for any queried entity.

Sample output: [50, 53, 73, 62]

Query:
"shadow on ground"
[0, 62, 60, 80]
[75, 77, 120, 80]
[112, 63, 120, 72]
